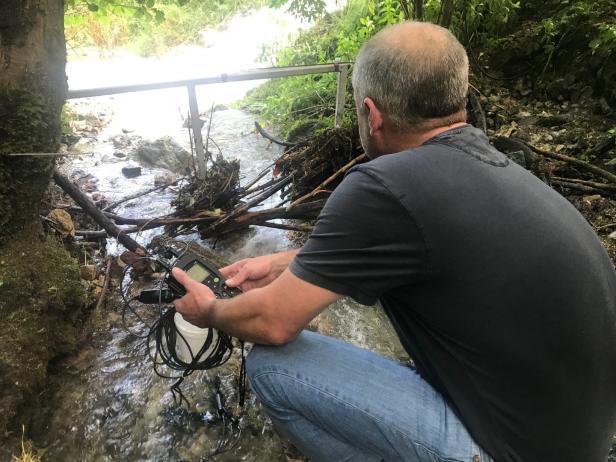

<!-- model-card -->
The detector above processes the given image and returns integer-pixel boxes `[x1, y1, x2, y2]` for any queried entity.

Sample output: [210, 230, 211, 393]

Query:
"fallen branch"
[527, 143, 616, 184]
[597, 223, 616, 231]
[76, 230, 110, 238]
[203, 200, 325, 237]
[240, 163, 276, 193]
[256, 221, 315, 233]
[242, 175, 288, 197]
[95, 259, 113, 311]
[206, 175, 293, 232]
[103, 178, 183, 211]
[105, 212, 219, 227]
[552, 176, 616, 192]
[290, 153, 367, 207]
[255, 121, 297, 148]
[550, 179, 615, 196]
[53, 170, 146, 254]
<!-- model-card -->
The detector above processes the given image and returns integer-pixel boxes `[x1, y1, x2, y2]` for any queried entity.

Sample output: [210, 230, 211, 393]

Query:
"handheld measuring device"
[138, 248, 241, 304]
[167, 252, 242, 299]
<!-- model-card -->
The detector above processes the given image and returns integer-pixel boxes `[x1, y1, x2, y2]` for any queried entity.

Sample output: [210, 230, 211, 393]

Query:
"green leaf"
[87, 3, 99, 12]
[146, 0, 155, 8]
[154, 9, 165, 23]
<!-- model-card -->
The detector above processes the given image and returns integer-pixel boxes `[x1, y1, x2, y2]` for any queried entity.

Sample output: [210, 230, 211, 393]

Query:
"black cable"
[119, 239, 247, 460]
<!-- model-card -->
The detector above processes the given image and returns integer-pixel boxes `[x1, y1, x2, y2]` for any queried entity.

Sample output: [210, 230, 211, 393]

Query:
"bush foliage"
[65, 0, 267, 56]
[243, 0, 615, 135]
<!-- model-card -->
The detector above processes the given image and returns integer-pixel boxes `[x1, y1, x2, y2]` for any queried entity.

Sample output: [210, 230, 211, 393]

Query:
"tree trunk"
[439, 0, 455, 28]
[414, 0, 424, 21]
[0, 0, 67, 244]
[0, 1, 74, 454]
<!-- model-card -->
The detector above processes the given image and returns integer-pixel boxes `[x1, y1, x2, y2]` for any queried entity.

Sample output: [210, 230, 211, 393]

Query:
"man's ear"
[363, 97, 384, 135]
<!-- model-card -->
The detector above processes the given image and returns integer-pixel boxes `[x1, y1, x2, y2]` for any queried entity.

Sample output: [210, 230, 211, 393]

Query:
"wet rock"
[113, 151, 127, 158]
[47, 209, 76, 238]
[491, 136, 539, 170]
[111, 133, 141, 150]
[80, 264, 97, 281]
[154, 172, 178, 187]
[131, 137, 192, 174]
[121, 166, 142, 178]
[120, 251, 154, 275]
[83, 179, 99, 192]
[70, 170, 98, 190]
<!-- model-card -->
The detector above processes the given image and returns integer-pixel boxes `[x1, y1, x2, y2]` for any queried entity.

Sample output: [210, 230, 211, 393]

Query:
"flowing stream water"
[34, 7, 405, 461]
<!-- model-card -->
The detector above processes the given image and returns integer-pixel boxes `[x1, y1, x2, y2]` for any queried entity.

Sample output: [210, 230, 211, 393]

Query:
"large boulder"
[131, 137, 192, 174]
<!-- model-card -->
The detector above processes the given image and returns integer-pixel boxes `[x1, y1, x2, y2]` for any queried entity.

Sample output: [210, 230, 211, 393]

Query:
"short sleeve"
[289, 168, 430, 305]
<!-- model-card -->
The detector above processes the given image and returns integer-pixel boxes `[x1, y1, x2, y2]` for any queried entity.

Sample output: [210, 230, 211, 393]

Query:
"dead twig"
[255, 121, 297, 148]
[207, 175, 293, 232]
[527, 144, 616, 184]
[596, 223, 616, 231]
[290, 153, 367, 207]
[103, 178, 183, 212]
[256, 221, 314, 233]
[552, 176, 616, 192]
[53, 170, 146, 254]
[240, 163, 276, 193]
[202, 200, 326, 237]
[550, 179, 615, 196]
[95, 259, 113, 311]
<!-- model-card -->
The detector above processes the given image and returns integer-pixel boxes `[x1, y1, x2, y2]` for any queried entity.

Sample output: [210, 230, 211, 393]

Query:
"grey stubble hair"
[352, 22, 469, 131]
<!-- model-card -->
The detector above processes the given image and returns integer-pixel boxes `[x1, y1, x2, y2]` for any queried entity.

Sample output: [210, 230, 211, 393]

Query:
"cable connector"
[138, 288, 175, 304]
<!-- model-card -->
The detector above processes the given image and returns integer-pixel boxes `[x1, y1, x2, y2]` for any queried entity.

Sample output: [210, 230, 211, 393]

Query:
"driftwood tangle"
[54, 124, 616, 253]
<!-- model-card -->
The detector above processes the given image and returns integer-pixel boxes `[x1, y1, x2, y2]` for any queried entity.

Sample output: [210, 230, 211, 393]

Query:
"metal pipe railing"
[68, 62, 352, 178]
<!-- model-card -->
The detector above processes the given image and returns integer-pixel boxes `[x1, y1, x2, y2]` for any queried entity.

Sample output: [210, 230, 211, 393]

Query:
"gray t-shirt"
[290, 125, 616, 462]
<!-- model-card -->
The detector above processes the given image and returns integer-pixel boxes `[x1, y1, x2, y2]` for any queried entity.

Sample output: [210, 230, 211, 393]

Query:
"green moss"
[0, 82, 62, 245]
[0, 236, 85, 316]
[0, 235, 85, 436]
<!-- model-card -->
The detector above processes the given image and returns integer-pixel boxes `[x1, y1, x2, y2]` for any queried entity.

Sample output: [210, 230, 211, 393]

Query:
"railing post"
[187, 84, 206, 178]
[334, 63, 349, 128]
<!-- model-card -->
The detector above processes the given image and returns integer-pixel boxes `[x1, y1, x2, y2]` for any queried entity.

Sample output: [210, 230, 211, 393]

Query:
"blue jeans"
[246, 330, 494, 462]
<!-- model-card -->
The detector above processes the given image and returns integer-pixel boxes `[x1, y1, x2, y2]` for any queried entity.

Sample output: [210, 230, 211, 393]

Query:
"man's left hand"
[171, 267, 216, 328]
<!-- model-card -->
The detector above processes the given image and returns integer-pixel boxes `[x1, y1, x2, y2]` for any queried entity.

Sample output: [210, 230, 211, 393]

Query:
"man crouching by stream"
[172, 21, 616, 462]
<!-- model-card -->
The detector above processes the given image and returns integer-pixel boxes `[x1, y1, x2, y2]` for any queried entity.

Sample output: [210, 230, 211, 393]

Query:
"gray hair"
[352, 22, 469, 130]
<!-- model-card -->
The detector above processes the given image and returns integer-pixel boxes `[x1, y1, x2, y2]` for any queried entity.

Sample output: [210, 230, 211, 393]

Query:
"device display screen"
[186, 262, 210, 282]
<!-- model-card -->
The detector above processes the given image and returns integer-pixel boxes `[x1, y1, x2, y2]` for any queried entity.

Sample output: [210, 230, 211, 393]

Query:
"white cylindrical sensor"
[173, 312, 218, 363]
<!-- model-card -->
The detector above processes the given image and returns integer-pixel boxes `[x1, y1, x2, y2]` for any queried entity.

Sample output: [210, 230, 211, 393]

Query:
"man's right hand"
[219, 250, 299, 292]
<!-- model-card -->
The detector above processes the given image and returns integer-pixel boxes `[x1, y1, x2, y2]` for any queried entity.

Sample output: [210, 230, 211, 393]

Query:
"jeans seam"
[252, 369, 460, 461]
[413, 440, 465, 462]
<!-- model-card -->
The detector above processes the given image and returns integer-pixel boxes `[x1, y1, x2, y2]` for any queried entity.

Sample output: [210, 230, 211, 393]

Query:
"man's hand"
[171, 267, 216, 328]
[220, 250, 298, 291]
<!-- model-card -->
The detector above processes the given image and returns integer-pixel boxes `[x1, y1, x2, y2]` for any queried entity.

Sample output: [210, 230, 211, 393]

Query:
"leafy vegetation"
[242, 0, 407, 134]
[481, 0, 616, 104]
[241, 0, 615, 136]
[64, 0, 267, 56]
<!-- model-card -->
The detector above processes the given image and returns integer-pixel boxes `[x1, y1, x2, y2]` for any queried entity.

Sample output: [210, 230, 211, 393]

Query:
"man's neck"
[383, 110, 468, 153]
[402, 121, 467, 150]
